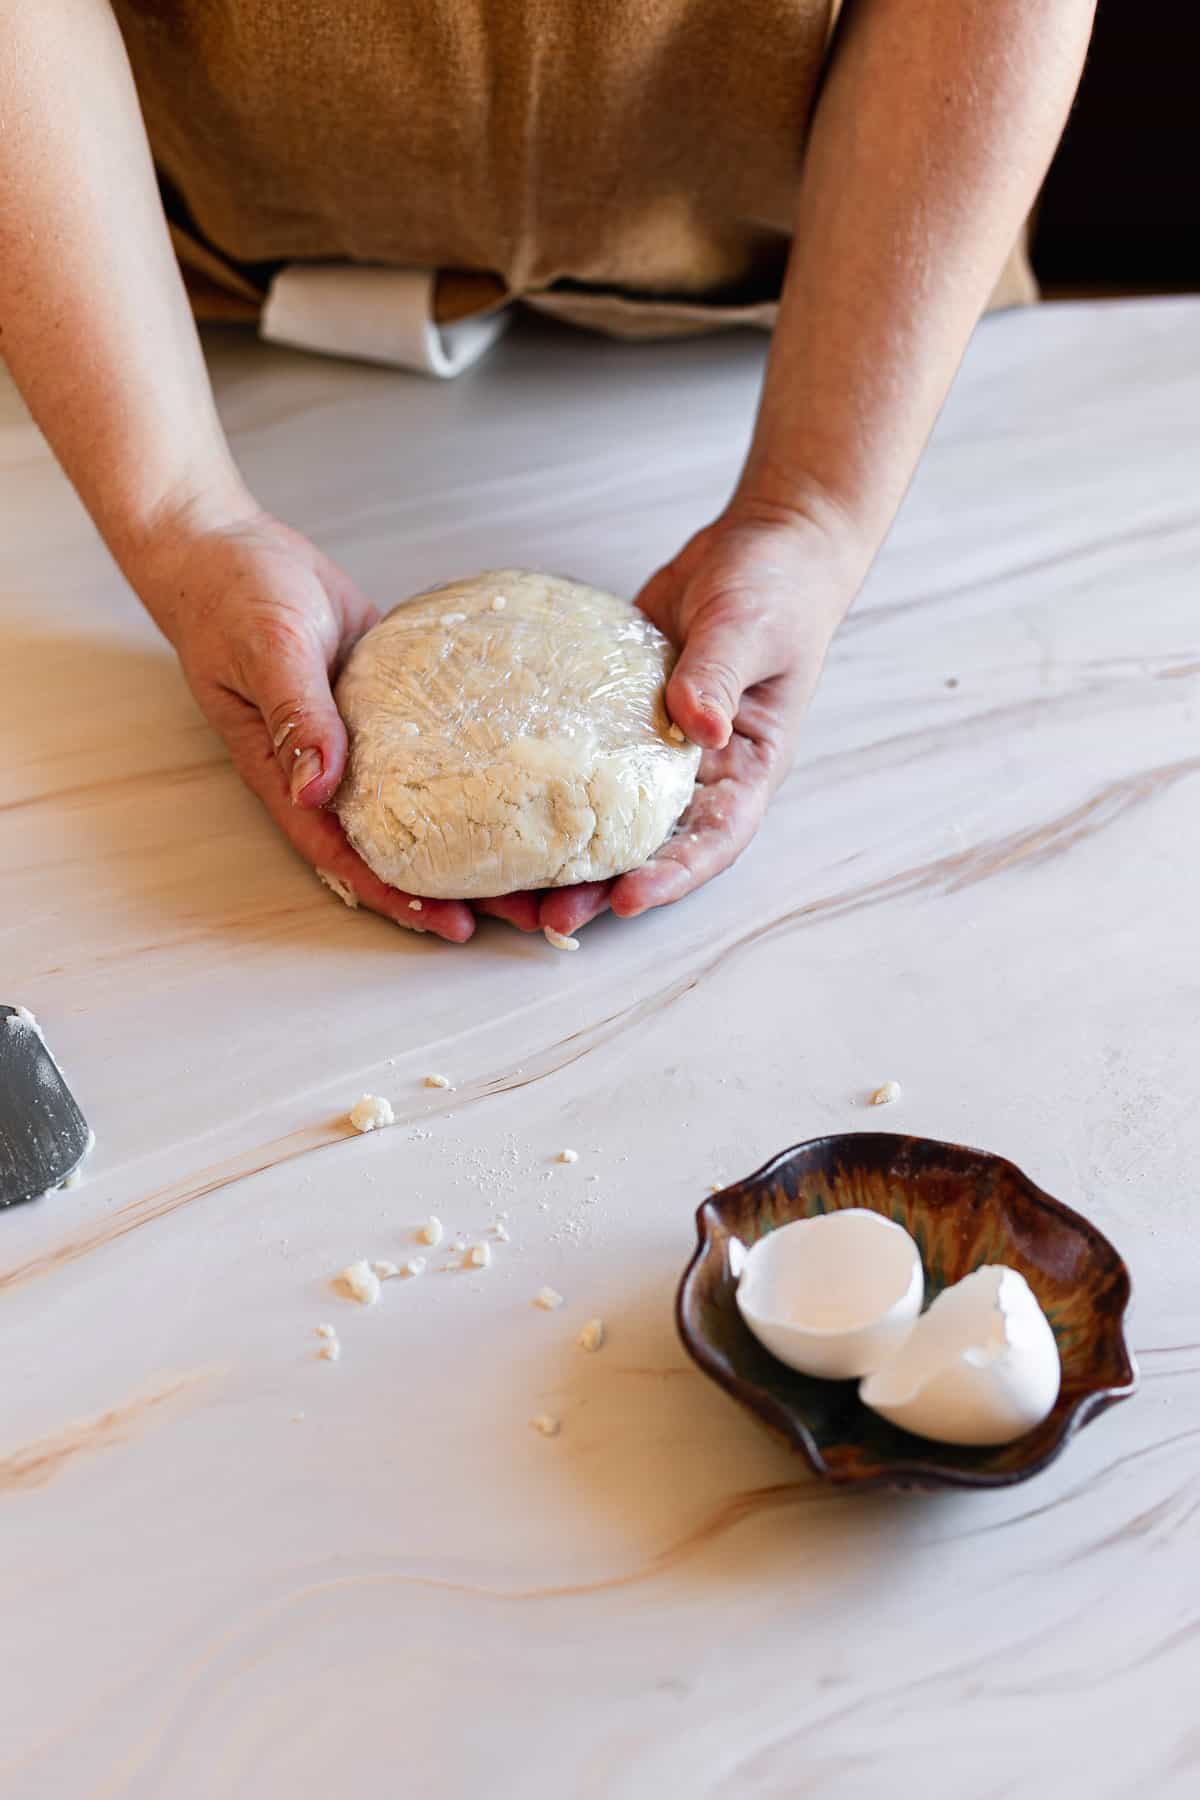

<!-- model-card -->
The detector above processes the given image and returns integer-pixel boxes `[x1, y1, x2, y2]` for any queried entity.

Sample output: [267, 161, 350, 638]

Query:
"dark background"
[1032, 3, 1199, 294]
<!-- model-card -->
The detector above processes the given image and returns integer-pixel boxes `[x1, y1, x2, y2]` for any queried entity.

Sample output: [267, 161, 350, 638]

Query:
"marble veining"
[2, 300, 1199, 1798]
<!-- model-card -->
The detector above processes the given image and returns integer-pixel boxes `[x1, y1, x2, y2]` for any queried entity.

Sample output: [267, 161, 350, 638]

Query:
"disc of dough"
[334, 570, 701, 898]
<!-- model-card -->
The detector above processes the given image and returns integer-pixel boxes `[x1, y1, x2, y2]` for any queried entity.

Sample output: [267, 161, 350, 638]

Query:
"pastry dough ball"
[334, 570, 700, 899]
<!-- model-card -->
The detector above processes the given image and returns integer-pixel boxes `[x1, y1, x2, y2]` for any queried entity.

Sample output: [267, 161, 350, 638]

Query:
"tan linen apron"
[112, 1, 1034, 349]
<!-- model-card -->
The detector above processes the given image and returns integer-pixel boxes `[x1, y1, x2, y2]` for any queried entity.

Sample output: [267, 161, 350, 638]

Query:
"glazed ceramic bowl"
[677, 1133, 1137, 1491]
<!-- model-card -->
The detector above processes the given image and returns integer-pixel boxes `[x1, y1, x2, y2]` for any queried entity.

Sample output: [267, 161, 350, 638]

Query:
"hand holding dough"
[334, 571, 700, 899]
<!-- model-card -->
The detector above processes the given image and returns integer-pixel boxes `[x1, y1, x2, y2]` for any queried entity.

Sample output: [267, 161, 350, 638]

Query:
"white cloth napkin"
[260, 265, 509, 377]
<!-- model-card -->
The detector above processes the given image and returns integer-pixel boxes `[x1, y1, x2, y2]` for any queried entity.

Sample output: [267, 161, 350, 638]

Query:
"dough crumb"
[667, 723, 686, 743]
[371, 1259, 401, 1280]
[424, 1072, 453, 1089]
[530, 1413, 561, 1437]
[543, 927, 580, 952]
[315, 1323, 337, 1339]
[557, 1148, 579, 1164]
[317, 868, 359, 909]
[489, 1221, 511, 1242]
[338, 1259, 382, 1305]
[409, 899, 423, 911]
[418, 1215, 444, 1247]
[348, 1094, 395, 1133]
[402, 1256, 427, 1278]
[578, 1318, 606, 1353]
[535, 1286, 565, 1311]
[870, 1080, 903, 1107]
[467, 1242, 492, 1269]
[319, 1338, 341, 1363]
[708, 1182, 724, 1194]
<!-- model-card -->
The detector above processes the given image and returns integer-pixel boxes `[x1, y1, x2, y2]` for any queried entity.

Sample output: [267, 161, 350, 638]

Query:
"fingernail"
[696, 694, 732, 745]
[290, 748, 323, 803]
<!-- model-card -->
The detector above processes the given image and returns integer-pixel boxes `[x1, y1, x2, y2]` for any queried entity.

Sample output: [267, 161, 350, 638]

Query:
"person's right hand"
[128, 503, 477, 942]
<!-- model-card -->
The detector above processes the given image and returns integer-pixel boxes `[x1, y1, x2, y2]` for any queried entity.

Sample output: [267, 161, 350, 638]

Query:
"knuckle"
[264, 695, 312, 751]
[691, 583, 772, 633]
[692, 656, 743, 709]
[240, 611, 312, 672]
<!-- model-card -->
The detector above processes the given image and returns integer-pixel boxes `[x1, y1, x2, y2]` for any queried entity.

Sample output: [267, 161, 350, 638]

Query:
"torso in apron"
[112, 0, 835, 328]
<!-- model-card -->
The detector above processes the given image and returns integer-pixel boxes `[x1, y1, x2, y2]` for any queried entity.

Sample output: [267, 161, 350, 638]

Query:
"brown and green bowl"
[677, 1133, 1136, 1492]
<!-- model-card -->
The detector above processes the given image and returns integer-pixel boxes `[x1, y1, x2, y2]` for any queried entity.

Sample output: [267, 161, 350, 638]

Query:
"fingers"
[665, 604, 781, 752]
[474, 891, 544, 933]
[611, 668, 808, 919]
[218, 694, 474, 942]
[539, 881, 613, 938]
[610, 763, 768, 918]
[631, 560, 678, 637]
[234, 612, 350, 810]
[290, 807, 475, 942]
[475, 883, 613, 937]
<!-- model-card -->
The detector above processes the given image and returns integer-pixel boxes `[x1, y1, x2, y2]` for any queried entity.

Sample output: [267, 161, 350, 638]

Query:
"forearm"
[0, 0, 250, 571]
[737, 0, 1095, 570]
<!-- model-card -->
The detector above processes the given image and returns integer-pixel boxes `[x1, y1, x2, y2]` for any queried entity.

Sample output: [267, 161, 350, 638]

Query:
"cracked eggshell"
[859, 1265, 1061, 1446]
[735, 1208, 923, 1380]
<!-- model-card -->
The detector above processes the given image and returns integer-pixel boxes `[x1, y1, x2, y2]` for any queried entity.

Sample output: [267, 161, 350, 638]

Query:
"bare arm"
[736, 0, 1097, 564]
[2, 2, 1096, 938]
[0, 1, 473, 940]
[561, 0, 1095, 931]
[0, 0, 244, 553]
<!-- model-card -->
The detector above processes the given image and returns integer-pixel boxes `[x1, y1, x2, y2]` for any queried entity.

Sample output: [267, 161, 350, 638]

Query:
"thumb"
[240, 616, 349, 809]
[667, 606, 775, 751]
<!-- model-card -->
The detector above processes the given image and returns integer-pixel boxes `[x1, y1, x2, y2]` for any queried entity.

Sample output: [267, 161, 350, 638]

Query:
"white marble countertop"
[2, 299, 1198, 1798]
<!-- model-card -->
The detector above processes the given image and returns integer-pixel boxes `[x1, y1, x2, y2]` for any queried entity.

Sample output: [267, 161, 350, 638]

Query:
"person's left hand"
[476, 506, 854, 940]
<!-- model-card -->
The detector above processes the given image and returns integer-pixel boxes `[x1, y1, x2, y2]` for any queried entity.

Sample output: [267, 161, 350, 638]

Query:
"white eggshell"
[858, 1265, 1061, 1446]
[736, 1209, 924, 1380]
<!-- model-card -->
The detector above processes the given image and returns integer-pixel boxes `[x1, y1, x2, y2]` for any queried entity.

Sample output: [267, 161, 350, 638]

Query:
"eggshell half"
[859, 1264, 1061, 1446]
[736, 1209, 924, 1380]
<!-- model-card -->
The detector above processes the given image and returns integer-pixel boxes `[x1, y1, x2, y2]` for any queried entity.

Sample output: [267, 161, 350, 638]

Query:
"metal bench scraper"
[0, 1006, 92, 1208]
